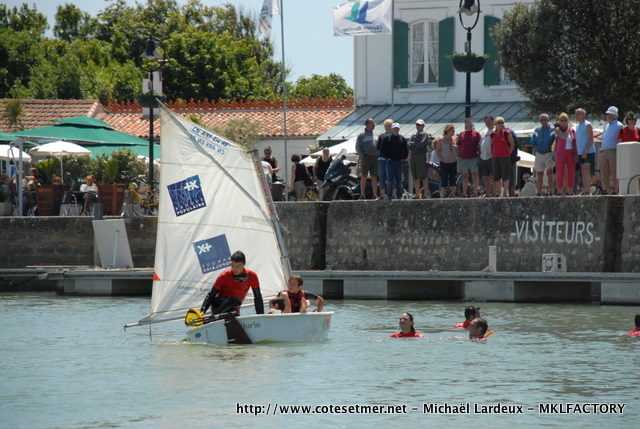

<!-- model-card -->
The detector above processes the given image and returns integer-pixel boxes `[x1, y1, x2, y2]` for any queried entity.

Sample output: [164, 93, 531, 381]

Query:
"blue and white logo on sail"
[193, 234, 231, 274]
[167, 174, 206, 216]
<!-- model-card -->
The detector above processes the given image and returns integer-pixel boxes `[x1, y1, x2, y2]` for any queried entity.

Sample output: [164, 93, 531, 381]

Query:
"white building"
[320, 0, 538, 143]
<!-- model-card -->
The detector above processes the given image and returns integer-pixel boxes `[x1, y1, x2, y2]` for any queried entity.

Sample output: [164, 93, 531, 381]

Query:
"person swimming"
[454, 305, 481, 328]
[469, 317, 489, 340]
[389, 312, 425, 338]
[627, 313, 640, 336]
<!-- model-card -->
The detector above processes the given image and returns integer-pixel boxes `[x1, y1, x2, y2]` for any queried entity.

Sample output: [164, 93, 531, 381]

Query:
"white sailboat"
[125, 105, 333, 344]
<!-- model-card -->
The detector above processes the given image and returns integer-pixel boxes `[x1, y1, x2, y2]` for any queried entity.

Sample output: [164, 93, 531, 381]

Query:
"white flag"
[260, 0, 280, 38]
[333, 0, 392, 37]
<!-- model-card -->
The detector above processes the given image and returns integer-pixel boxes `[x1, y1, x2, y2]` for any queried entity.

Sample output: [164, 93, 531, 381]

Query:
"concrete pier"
[300, 270, 640, 304]
[1, 268, 639, 303]
[47, 269, 152, 296]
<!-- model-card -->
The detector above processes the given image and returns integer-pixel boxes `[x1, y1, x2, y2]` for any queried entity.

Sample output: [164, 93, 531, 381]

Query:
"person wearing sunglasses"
[554, 112, 577, 195]
[262, 146, 280, 184]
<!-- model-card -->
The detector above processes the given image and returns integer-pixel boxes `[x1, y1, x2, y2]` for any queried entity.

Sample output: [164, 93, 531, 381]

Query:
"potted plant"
[98, 158, 127, 215]
[448, 52, 488, 73]
[32, 160, 63, 216]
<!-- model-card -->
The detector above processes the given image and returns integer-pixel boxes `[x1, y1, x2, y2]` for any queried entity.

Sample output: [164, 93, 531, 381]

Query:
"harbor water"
[1, 292, 638, 428]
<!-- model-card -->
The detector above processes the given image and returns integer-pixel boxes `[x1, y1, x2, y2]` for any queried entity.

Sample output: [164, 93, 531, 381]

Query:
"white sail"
[136, 106, 290, 325]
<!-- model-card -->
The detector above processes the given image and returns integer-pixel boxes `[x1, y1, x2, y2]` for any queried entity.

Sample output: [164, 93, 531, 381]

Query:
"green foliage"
[104, 158, 119, 183]
[95, 148, 146, 184]
[54, 4, 98, 42]
[492, 0, 640, 114]
[33, 157, 60, 184]
[288, 74, 354, 100]
[63, 155, 98, 190]
[0, 1, 349, 103]
[212, 117, 262, 148]
[1, 99, 25, 131]
[0, 3, 48, 35]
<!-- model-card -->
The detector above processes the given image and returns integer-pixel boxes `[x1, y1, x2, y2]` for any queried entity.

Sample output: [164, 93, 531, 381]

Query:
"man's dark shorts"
[578, 153, 595, 165]
[361, 155, 379, 176]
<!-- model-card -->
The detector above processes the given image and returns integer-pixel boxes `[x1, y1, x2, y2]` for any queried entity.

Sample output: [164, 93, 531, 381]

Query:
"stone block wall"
[1, 196, 636, 273]
[621, 196, 640, 272]
[0, 216, 156, 268]
[322, 197, 623, 272]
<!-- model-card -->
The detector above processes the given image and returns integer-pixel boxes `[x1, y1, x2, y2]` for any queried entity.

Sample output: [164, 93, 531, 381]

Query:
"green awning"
[0, 131, 18, 142]
[84, 143, 161, 159]
[10, 115, 149, 145]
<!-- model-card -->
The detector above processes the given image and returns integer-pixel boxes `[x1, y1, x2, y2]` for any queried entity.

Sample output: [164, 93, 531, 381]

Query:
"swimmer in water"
[627, 313, 640, 336]
[469, 317, 489, 340]
[454, 305, 481, 328]
[389, 312, 425, 338]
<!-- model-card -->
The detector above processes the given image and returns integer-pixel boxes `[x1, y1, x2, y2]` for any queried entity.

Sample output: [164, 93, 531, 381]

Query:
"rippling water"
[0, 293, 638, 428]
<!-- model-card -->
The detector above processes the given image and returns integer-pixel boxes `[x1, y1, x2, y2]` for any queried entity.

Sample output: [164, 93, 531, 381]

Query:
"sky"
[5, 0, 355, 86]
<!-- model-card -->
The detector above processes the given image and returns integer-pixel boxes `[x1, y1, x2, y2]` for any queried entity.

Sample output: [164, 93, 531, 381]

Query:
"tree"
[0, 3, 48, 35]
[212, 117, 262, 148]
[95, 148, 146, 184]
[491, 0, 640, 114]
[1, 99, 25, 131]
[54, 4, 98, 42]
[288, 74, 354, 100]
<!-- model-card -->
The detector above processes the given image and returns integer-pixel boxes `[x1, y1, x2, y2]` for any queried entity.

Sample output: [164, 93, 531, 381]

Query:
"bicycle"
[121, 178, 159, 216]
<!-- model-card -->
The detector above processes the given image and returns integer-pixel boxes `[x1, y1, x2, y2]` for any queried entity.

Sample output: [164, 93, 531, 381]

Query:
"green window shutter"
[438, 17, 454, 87]
[484, 16, 501, 86]
[393, 20, 409, 89]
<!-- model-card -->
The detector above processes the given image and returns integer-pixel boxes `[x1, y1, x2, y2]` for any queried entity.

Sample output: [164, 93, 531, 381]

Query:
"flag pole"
[390, 0, 395, 117]
[279, 0, 289, 188]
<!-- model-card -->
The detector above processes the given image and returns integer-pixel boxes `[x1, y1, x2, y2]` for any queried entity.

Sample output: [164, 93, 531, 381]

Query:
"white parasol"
[30, 140, 91, 182]
[301, 137, 358, 166]
[0, 144, 31, 162]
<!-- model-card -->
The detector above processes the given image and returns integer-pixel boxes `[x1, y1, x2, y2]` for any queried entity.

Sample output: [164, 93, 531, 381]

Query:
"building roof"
[0, 98, 354, 141]
[0, 99, 107, 133]
[319, 102, 606, 141]
[105, 98, 355, 139]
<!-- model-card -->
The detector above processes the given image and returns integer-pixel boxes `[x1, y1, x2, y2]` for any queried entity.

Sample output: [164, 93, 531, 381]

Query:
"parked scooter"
[320, 149, 374, 200]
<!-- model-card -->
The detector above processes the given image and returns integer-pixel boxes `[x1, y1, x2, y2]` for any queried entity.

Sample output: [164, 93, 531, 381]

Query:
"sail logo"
[167, 175, 206, 217]
[193, 234, 231, 274]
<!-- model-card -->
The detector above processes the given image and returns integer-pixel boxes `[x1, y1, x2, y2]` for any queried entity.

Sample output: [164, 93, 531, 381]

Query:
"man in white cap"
[600, 106, 623, 194]
[407, 119, 431, 198]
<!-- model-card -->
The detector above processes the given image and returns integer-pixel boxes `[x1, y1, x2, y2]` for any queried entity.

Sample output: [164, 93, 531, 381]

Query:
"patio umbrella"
[30, 140, 91, 182]
[0, 144, 31, 162]
[10, 115, 149, 145]
[301, 137, 358, 166]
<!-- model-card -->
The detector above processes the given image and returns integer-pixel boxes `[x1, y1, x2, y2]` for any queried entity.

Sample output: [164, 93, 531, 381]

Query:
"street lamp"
[138, 37, 166, 185]
[457, 0, 481, 119]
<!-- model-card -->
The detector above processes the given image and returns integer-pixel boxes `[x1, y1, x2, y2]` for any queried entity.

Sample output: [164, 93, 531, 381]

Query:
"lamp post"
[457, 0, 481, 119]
[139, 37, 166, 185]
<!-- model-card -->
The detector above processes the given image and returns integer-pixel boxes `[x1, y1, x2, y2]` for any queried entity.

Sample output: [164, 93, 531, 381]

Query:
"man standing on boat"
[200, 251, 264, 315]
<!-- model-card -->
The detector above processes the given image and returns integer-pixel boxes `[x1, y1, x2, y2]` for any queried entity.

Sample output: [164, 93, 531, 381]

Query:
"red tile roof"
[0, 99, 107, 132]
[0, 97, 355, 140]
[105, 98, 355, 138]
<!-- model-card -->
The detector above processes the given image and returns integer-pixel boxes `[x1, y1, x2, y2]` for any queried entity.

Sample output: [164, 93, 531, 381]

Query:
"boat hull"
[186, 312, 334, 345]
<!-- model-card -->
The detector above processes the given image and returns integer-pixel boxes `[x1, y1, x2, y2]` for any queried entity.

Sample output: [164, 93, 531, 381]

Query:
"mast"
[280, 0, 289, 186]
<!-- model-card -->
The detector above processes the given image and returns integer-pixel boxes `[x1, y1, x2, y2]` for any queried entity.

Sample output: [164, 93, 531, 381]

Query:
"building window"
[501, 67, 512, 84]
[410, 20, 439, 85]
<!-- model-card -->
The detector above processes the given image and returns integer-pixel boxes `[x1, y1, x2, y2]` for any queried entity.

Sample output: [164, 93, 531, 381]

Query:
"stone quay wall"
[0, 196, 637, 273]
